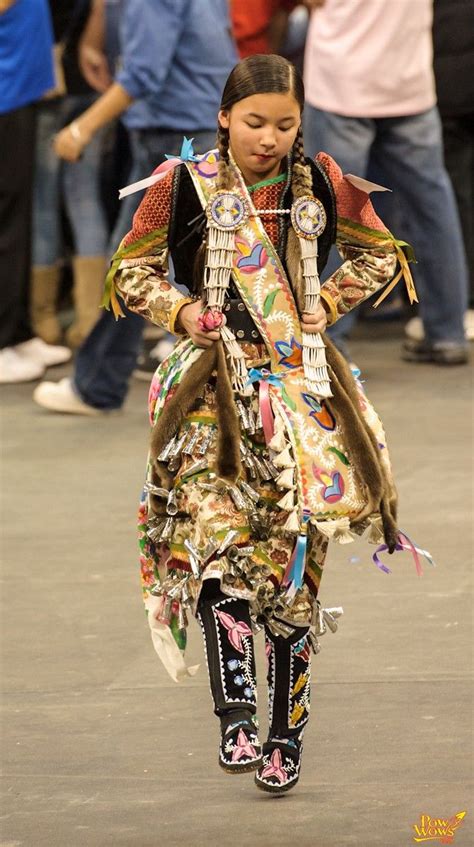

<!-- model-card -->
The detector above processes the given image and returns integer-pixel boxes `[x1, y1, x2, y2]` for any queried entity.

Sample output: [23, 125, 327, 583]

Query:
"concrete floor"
[1, 325, 473, 847]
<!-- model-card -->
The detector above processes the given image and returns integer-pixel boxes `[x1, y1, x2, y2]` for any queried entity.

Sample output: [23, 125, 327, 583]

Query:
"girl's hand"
[177, 301, 224, 348]
[301, 302, 328, 334]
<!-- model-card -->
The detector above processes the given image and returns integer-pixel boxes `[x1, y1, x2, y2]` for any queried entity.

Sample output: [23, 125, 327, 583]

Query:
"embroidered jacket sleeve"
[316, 152, 399, 325]
[106, 167, 193, 332]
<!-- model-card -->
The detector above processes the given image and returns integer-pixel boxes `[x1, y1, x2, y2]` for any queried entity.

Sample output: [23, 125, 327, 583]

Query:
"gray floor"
[1, 325, 473, 847]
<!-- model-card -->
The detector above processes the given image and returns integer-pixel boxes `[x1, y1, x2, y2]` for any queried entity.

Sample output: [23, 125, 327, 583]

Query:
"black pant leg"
[442, 114, 474, 306]
[0, 104, 36, 348]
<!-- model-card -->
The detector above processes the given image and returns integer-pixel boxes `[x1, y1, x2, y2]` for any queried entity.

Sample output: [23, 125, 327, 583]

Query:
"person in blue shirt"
[34, 0, 238, 413]
[0, 0, 71, 383]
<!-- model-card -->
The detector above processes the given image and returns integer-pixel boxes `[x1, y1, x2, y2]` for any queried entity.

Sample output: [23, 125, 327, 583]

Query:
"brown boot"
[66, 256, 106, 348]
[30, 265, 62, 345]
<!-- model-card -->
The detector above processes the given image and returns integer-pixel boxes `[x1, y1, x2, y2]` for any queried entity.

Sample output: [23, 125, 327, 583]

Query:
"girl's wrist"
[170, 298, 195, 334]
[69, 120, 93, 150]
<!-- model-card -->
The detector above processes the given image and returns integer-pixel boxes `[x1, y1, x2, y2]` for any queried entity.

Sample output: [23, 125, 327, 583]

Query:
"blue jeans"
[33, 96, 109, 264]
[304, 105, 468, 347]
[73, 128, 216, 409]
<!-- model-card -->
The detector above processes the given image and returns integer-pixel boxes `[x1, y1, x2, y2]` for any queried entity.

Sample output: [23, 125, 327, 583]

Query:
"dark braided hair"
[291, 123, 313, 198]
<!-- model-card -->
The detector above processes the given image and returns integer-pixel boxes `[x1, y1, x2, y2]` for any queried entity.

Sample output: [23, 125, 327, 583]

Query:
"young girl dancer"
[105, 54, 416, 793]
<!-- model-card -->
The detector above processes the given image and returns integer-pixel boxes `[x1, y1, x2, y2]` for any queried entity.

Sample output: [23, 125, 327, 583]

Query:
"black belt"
[223, 297, 263, 343]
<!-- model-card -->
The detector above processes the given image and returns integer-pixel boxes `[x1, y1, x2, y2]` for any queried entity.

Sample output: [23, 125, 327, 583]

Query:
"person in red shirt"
[231, 0, 304, 58]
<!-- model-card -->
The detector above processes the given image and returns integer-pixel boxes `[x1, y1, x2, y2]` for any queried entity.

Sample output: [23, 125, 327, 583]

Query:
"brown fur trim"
[324, 336, 399, 546]
[325, 353, 383, 516]
[380, 495, 399, 553]
[214, 341, 242, 481]
[150, 345, 218, 489]
[285, 228, 305, 314]
[149, 340, 241, 491]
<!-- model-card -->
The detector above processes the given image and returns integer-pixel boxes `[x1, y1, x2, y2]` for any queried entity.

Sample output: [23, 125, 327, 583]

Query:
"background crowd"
[0, 0, 472, 406]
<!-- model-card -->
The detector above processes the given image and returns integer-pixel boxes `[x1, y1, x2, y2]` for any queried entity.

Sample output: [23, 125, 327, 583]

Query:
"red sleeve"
[316, 151, 389, 233]
[122, 167, 175, 248]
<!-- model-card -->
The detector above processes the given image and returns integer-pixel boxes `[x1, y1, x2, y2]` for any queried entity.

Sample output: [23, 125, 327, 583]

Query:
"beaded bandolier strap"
[289, 194, 331, 397]
[203, 189, 251, 393]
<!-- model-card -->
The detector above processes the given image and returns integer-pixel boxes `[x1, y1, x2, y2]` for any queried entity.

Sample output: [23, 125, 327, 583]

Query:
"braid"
[285, 125, 314, 313]
[193, 124, 233, 294]
[216, 124, 234, 190]
[291, 125, 313, 199]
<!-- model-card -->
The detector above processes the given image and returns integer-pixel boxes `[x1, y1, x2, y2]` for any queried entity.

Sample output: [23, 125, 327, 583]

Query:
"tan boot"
[30, 265, 62, 345]
[66, 256, 106, 348]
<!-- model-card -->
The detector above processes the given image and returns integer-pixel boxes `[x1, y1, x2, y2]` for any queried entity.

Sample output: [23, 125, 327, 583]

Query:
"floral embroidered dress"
[109, 150, 403, 681]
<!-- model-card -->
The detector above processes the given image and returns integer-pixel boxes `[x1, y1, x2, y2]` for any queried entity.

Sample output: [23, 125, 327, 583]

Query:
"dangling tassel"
[276, 468, 295, 489]
[272, 446, 295, 469]
[283, 509, 300, 533]
[268, 428, 287, 452]
[366, 515, 384, 544]
[277, 489, 296, 511]
[282, 515, 310, 602]
[313, 516, 355, 545]
[372, 530, 434, 576]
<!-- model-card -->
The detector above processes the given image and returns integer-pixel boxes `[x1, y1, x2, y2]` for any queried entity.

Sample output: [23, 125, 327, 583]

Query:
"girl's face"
[218, 92, 301, 185]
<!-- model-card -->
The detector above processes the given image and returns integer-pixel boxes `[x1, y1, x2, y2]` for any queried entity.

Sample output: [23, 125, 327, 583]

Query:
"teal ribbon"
[165, 136, 199, 162]
[246, 367, 285, 388]
[283, 514, 311, 595]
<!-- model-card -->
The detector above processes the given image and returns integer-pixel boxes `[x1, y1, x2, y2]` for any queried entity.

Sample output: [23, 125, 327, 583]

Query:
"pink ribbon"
[151, 157, 181, 177]
[246, 368, 285, 445]
[258, 378, 274, 444]
[373, 531, 434, 576]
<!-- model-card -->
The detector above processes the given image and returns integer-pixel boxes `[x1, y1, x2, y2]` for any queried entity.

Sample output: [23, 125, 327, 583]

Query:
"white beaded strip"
[251, 208, 291, 215]
[298, 237, 332, 398]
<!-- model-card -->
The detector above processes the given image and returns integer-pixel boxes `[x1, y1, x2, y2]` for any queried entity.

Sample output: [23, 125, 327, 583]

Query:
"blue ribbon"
[246, 367, 285, 389]
[165, 136, 199, 162]
[283, 514, 311, 595]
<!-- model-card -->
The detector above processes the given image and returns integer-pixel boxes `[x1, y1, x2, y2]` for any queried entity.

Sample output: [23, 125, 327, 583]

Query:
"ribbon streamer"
[373, 242, 418, 308]
[373, 531, 434, 576]
[118, 137, 199, 199]
[282, 514, 310, 600]
[246, 368, 285, 445]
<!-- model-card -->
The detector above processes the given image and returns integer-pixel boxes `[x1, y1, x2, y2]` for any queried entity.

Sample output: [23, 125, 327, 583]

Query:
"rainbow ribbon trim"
[373, 531, 434, 576]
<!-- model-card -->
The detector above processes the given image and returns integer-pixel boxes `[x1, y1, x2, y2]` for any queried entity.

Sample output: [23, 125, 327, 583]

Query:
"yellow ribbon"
[372, 243, 418, 308]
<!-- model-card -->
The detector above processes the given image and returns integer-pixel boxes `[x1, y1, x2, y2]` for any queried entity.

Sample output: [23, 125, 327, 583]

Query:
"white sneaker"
[464, 309, 474, 341]
[0, 346, 45, 383]
[15, 337, 72, 367]
[33, 377, 103, 415]
[406, 312, 474, 342]
[404, 317, 424, 341]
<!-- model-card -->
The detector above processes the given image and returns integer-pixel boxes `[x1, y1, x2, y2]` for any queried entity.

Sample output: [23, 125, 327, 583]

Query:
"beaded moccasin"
[254, 737, 302, 793]
[219, 710, 262, 774]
